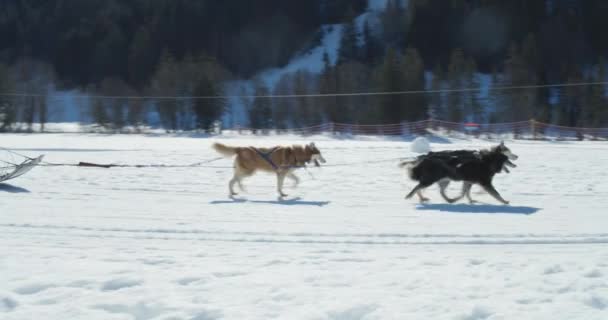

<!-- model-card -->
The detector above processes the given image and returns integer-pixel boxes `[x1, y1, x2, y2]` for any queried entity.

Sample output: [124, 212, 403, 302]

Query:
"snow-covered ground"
[1, 134, 608, 320]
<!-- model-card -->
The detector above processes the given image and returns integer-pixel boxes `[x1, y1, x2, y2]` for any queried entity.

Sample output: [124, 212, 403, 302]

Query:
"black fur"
[404, 144, 516, 204]
[419, 150, 516, 174]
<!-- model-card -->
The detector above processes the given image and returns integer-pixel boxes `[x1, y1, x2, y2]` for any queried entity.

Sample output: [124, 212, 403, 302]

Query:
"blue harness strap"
[252, 147, 280, 170]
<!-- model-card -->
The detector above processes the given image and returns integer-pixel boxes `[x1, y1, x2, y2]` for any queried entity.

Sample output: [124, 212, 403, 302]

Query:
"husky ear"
[500, 140, 505, 146]
[309, 142, 316, 148]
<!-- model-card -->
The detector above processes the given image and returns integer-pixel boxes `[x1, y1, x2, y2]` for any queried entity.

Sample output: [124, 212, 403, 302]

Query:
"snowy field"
[1, 134, 608, 320]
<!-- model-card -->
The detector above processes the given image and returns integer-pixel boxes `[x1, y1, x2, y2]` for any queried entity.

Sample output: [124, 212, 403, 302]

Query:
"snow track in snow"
[4, 223, 608, 246]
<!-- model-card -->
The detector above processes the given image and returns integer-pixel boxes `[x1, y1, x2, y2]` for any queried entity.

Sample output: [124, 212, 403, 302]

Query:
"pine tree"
[319, 51, 339, 124]
[248, 80, 272, 133]
[488, 67, 502, 123]
[91, 23, 129, 84]
[293, 70, 320, 127]
[562, 69, 585, 139]
[361, 20, 379, 64]
[37, 96, 47, 132]
[0, 63, 15, 132]
[557, 69, 582, 128]
[447, 48, 465, 122]
[91, 96, 109, 129]
[192, 75, 224, 132]
[23, 96, 36, 132]
[336, 61, 370, 124]
[503, 43, 536, 122]
[318, 52, 345, 122]
[97, 77, 131, 130]
[401, 47, 427, 121]
[273, 74, 294, 130]
[521, 34, 543, 120]
[521, 33, 539, 74]
[150, 51, 180, 131]
[11, 59, 55, 132]
[381, 0, 407, 48]
[428, 63, 444, 121]
[337, 7, 359, 65]
[378, 47, 405, 123]
[128, 25, 157, 87]
[464, 58, 482, 122]
[594, 59, 608, 127]
[126, 95, 146, 132]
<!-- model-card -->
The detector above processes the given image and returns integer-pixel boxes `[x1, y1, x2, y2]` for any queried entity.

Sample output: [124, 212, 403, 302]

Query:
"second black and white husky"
[400, 142, 518, 205]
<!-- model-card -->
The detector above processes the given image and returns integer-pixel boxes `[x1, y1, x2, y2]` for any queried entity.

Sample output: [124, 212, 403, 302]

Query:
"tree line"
[245, 0, 608, 129]
[1, 0, 608, 132]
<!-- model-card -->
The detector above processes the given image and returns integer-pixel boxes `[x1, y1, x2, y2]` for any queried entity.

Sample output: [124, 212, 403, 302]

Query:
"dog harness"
[251, 147, 304, 171]
[252, 147, 280, 170]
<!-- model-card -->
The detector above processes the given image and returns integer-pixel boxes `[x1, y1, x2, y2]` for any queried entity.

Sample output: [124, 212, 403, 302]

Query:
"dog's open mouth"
[503, 150, 519, 161]
[311, 154, 326, 167]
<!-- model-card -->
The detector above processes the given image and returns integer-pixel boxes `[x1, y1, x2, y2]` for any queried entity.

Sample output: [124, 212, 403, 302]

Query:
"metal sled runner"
[0, 155, 44, 183]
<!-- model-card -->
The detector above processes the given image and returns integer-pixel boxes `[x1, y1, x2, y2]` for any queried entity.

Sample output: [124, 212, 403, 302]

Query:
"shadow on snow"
[416, 203, 540, 215]
[0, 183, 30, 193]
[210, 197, 330, 207]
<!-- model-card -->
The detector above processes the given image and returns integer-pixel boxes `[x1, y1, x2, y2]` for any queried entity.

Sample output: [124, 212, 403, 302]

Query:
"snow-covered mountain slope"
[1, 134, 608, 319]
[224, 0, 397, 125]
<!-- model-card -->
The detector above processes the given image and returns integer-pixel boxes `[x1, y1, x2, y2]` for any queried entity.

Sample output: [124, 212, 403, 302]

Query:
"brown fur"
[212, 142, 324, 198]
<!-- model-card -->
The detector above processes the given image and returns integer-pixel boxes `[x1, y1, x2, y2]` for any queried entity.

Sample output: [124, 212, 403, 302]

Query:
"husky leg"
[405, 182, 431, 201]
[237, 179, 246, 192]
[229, 163, 252, 197]
[463, 182, 477, 204]
[229, 175, 240, 197]
[287, 172, 300, 187]
[277, 172, 288, 198]
[480, 181, 509, 205]
[416, 190, 430, 203]
[229, 172, 249, 196]
[405, 184, 423, 199]
[438, 179, 461, 203]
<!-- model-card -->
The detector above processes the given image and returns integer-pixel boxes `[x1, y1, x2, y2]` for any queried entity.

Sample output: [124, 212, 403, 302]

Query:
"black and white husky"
[400, 142, 518, 205]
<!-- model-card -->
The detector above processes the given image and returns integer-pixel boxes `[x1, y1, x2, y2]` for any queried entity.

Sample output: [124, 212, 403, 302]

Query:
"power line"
[0, 81, 606, 100]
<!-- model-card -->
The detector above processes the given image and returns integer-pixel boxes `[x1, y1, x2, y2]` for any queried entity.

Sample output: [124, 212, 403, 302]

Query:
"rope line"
[33, 156, 407, 170]
[0, 160, 18, 166]
[0, 81, 607, 100]
[38, 156, 228, 169]
[322, 157, 405, 167]
[0, 146, 35, 160]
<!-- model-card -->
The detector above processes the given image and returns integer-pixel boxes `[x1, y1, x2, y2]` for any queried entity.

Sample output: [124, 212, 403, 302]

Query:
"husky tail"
[398, 158, 421, 180]
[212, 142, 239, 157]
[398, 159, 418, 169]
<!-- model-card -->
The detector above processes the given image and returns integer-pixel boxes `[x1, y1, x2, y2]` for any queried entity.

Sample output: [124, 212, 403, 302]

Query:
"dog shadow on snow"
[0, 183, 30, 193]
[416, 203, 540, 215]
[210, 197, 330, 207]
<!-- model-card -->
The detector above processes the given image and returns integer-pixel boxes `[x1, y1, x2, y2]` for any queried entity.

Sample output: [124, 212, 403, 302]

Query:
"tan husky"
[212, 142, 326, 198]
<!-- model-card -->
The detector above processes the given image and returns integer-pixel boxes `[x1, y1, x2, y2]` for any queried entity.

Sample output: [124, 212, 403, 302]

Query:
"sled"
[0, 155, 44, 183]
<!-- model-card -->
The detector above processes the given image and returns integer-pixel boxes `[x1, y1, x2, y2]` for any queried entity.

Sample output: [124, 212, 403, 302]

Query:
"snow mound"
[410, 136, 431, 153]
